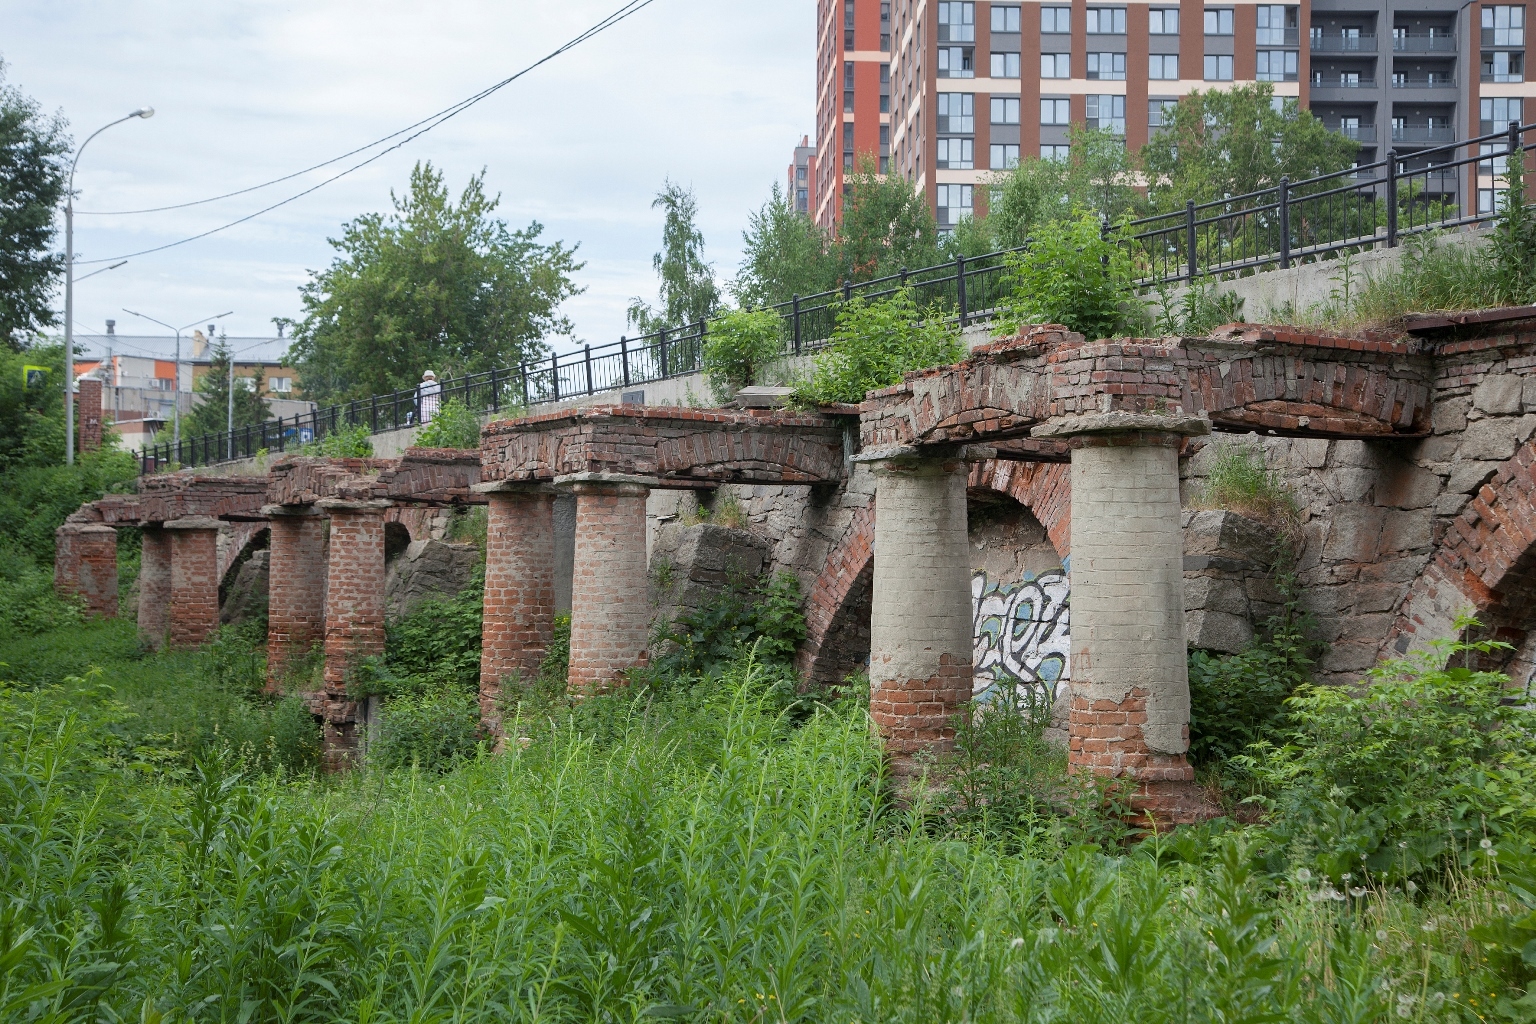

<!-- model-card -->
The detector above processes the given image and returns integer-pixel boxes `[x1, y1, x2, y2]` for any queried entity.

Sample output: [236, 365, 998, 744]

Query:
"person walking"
[417, 370, 442, 425]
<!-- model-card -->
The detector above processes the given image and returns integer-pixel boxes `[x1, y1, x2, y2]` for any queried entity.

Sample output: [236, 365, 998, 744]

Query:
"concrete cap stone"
[736, 386, 796, 409]
[553, 472, 659, 492]
[1032, 411, 1212, 439]
[315, 498, 393, 513]
[260, 503, 323, 517]
[163, 516, 224, 531]
[471, 480, 558, 494]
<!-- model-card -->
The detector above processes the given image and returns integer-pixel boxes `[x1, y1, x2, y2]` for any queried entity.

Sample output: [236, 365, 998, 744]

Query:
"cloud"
[4, 0, 812, 352]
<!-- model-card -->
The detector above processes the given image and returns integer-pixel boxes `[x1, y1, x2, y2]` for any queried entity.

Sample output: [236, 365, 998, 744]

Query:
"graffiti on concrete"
[972, 565, 1070, 711]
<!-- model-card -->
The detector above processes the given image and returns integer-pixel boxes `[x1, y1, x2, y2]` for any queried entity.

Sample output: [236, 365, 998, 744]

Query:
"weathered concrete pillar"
[138, 525, 173, 649]
[165, 516, 222, 649]
[474, 483, 557, 732]
[1038, 413, 1216, 826]
[54, 522, 119, 618]
[864, 453, 974, 773]
[316, 498, 389, 766]
[263, 505, 327, 691]
[560, 474, 656, 694]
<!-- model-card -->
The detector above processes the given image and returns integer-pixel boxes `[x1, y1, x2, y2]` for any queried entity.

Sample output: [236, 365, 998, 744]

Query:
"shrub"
[0, 447, 139, 562]
[1191, 440, 1301, 531]
[996, 214, 1139, 340]
[379, 567, 485, 696]
[0, 546, 82, 638]
[702, 307, 785, 403]
[301, 424, 373, 458]
[413, 397, 484, 449]
[1488, 156, 1536, 305]
[1187, 606, 1314, 766]
[368, 689, 483, 770]
[792, 288, 963, 405]
[649, 571, 805, 683]
[1151, 279, 1246, 336]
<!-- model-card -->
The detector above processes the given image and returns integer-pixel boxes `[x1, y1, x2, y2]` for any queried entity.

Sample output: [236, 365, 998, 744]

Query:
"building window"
[991, 96, 1021, 123]
[843, 122, 854, 152]
[1256, 49, 1298, 80]
[1483, 50, 1526, 81]
[1041, 97, 1071, 124]
[991, 51, 1021, 76]
[991, 143, 1022, 168]
[844, 0, 855, 49]
[1041, 144, 1071, 161]
[1149, 54, 1180, 79]
[269, 377, 293, 394]
[796, 188, 809, 212]
[992, 4, 1022, 32]
[1204, 54, 1235, 79]
[1482, 96, 1524, 133]
[1204, 8, 1235, 35]
[1041, 6, 1072, 33]
[938, 2, 975, 41]
[938, 46, 975, 77]
[1087, 52, 1127, 79]
[937, 137, 975, 168]
[881, 1, 891, 50]
[1483, 5, 1526, 45]
[1086, 7, 1127, 33]
[1086, 94, 1126, 133]
[938, 92, 975, 132]
[1481, 141, 1513, 174]
[1149, 8, 1179, 34]
[1255, 5, 1298, 45]
[1149, 98, 1178, 127]
[936, 183, 974, 228]
[1041, 52, 1071, 77]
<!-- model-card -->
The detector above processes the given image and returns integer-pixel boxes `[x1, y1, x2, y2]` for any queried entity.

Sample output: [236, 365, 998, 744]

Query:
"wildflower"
[1295, 868, 1312, 883]
[1406, 880, 1418, 893]
[1399, 841, 1408, 849]
[1482, 838, 1494, 850]
[1341, 873, 1353, 882]
[1428, 992, 1447, 1009]
[1182, 886, 1198, 900]
[1376, 929, 1389, 941]
[1500, 903, 1512, 913]
[1010, 937, 1026, 949]
[1349, 886, 1367, 898]
[1395, 1003, 1412, 1018]
[1422, 919, 1437, 932]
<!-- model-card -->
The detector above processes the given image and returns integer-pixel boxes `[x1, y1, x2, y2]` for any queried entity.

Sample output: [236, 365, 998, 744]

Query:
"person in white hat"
[418, 370, 442, 425]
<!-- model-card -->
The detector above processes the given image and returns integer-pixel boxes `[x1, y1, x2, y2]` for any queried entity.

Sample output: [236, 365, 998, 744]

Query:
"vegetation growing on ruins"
[413, 396, 485, 449]
[700, 307, 785, 403]
[1192, 440, 1304, 530]
[791, 288, 963, 406]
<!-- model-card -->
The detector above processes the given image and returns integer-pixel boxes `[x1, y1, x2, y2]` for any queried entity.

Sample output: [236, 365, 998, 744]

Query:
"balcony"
[1258, 28, 1301, 45]
[1392, 124, 1456, 143]
[1312, 73, 1377, 87]
[1391, 74, 1457, 88]
[1333, 122, 1378, 141]
[1312, 32, 1376, 52]
[1394, 33, 1457, 52]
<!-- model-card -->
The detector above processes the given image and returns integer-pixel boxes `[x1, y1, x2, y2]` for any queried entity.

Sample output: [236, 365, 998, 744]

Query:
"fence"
[140, 120, 1534, 474]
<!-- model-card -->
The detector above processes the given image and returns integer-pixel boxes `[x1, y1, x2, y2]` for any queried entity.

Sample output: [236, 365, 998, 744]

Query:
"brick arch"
[1386, 440, 1536, 663]
[966, 460, 1071, 559]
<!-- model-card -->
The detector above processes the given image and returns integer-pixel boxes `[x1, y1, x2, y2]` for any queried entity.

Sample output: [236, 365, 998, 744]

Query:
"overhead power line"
[75, 0, 658, 263]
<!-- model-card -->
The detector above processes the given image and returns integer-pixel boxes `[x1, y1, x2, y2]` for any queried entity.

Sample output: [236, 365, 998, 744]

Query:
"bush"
[301, 424, 373, 457]
[413, 397, 484, 449]
[997, 214, 1140, 340]
[702, 307, 785, 403]
[368, 688, 483, 770]
[0, 546, 82, 638]
[792, 288, 963, 405]
[1187, 607, 1314, 766]
[0, 447, 140, 562]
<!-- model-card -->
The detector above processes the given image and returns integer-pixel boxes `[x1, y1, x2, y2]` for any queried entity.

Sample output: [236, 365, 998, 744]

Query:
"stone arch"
[384, 520, 414, 561]
[1385, 439, 1536, 676]
[966, 460, 1071, 559]
[218, 525, 271, 626]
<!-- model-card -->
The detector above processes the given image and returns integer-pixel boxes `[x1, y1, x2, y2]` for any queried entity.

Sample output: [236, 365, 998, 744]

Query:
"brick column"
[862, 452, 974, 774]
[474, 482, 557, 732]
[76, 377, 104, 454]
[165, 517, 222, 649]
[316, 498, 390, 767]
[560, 473, 656, 694]
[54, 522, 119, 618]
[1038, 412, 1217, 826]
[263, 505, 327, 691]
[138, 525, 173, 649]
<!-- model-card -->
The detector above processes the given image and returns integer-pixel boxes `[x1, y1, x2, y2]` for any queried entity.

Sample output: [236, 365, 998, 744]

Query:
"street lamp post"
[122, 309, 233, 458]
[64, 107, 154, 466]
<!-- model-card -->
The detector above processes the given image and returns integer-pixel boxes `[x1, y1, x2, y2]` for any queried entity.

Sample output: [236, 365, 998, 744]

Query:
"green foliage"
[1192, 440, 1302, 526]
[286, 161, 581, 404]
[1241, 622, 1533, 882]
[299, 423, 373, 457]
[1188, 608, 1315, 766]
[368, 689, 483, 771]
[730, 181, 837, 308]
[648, 571, 806, 684]
[627, 179, 719, 334]
[378, 566, 485, 696]
[0, 447, 139, 562]
[413, 396, 484, 449]
[1152, 279, 1247, 335]
[0, 339, 67, 470]
[182, 336, 270, 438]
[996, 215, 1139, 339]
[0, 59, 70, 347]
[833, 155, 943, 281]
[1489, 155, 1536, 305]
[701, 307, 784, 402]
[0, 545, 82, 637]
[792, 288, 964, 405]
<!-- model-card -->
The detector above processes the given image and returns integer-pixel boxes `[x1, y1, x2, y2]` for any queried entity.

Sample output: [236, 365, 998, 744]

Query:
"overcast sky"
[3, 0, 813, 363]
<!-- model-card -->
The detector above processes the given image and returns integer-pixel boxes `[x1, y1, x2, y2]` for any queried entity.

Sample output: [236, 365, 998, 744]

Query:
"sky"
[2, 0, 814, 363]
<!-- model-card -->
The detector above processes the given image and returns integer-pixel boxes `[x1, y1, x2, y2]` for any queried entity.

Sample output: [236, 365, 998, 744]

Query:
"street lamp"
[64, 106, 154, 466]
[122, 309, 233, 456]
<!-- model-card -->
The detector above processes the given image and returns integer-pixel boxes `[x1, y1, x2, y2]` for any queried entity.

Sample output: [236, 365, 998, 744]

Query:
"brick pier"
[476, 483, 558, 732]
[264, 506, 328, 691]
[54, 523, 119, 618]
[138, 526, 173, 649]
[317, 498, 390, 767]
[563, 474, 655, 694]
[165, 517, 222, 649]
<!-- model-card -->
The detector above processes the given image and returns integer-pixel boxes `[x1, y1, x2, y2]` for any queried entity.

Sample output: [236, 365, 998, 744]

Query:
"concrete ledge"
[315, 498, 393, 513]
[553, 472, 661, 491]
[1033, 411, 1212, 438]
[163, 516, 223, 531]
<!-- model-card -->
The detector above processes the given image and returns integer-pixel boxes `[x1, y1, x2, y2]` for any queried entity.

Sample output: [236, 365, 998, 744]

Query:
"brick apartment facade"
[803, 0, 1533, 233]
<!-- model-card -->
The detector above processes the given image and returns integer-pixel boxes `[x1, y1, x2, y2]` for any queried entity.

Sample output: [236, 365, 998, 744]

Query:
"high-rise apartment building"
[789, 135, 818, 215]
[811, 0, 895, 228]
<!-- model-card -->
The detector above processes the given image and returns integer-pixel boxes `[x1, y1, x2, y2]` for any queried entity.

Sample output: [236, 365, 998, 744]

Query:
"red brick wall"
[53, 525, 82, 605]
[799, 497, 876, 683]
[320, 503, 387, 765]
[267, 512, 327, 690]
[138, 526, 172, 649]
[76, 378, 103, 454]
[567, 482, 652, 693]
[75, 525, 118, 618]
[168, 520, 221, 649]
[480, 490, 557, 731]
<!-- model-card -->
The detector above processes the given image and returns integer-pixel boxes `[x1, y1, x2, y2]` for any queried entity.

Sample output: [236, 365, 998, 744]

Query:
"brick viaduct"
[56, 314, 1536, 820]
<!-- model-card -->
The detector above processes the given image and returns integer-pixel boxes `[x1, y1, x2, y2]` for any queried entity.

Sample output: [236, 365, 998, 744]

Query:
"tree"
[985, 127, 1137, 246]
[730, 182, 837, 308]
[0, 59, 70, 350]
[628, 180, 719, 334]
[286, 162, 582, 405]
[833, 156, 943, 282]
[182, 338, 269, 438]
[1140, 84, 1358, 212]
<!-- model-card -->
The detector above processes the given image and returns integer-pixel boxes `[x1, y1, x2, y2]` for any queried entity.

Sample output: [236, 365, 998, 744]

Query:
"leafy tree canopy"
[182, 337, 269, 438]
[986, 127, 1138, 246]
[0, 59, 70, 351]
[833, 157, 943, 282]
[628, 180, 719, 334]
[730, 182, 837, 308]
[286, 162, 582, 405]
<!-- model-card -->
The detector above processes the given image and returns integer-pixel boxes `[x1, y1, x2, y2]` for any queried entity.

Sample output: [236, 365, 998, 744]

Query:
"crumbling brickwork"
[266, 510, 327, 690]
[566, 478, 653, 693]
[76, 377, 103, 453]
[166, 518, 221, 649]
[54, 523, 118, 617]
[480, 489, 557, 731]
[138, 526, 172, 650]
[318, 499, 389, 767]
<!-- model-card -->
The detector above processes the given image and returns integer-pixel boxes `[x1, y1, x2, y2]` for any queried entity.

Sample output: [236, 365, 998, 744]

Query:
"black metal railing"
[140, 121, 1536, 474]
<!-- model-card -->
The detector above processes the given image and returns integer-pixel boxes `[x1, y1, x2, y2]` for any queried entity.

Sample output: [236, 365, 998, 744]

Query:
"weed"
[1191, 440, 1302, 533]
[414, 397, 486, 449]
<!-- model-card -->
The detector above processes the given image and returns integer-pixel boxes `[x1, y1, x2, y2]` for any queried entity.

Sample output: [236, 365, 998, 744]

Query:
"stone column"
[560, 473, 657, 694]
[316, 498, 390, 766]
[54, 522, 119, 618]
[862, 452, 974, 773]
[263, 505, 328, 691]
[1036, 412, 1216, 826]
[138, 525, 173, 649]
[165, 516, 223, 649]
[474, 482, 557, 732]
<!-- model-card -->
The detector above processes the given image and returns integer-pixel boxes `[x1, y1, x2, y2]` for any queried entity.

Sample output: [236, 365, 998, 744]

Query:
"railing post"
[659, 328, 669, 378]
[900, 266, 908, 287]
[551, 352, 560, 400]
[1386, 148, 1400, 247]
[843, 280, 852, 303]
[370, 395, 378, 433]
[584, 344, 593, 395]
[276, 416, 285, 453]
[956, 254, 968, 327]
[621, 336, 631, 386]
[696, 318, 706, 371]
[1278, 176, 1291, 269]
[490, 366, 500, 413]
[792, 296, 802, 355]
[1510, 120, 1523, 191]
[1186, 200, 1198, 280]
[519, 363, 530, 408]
